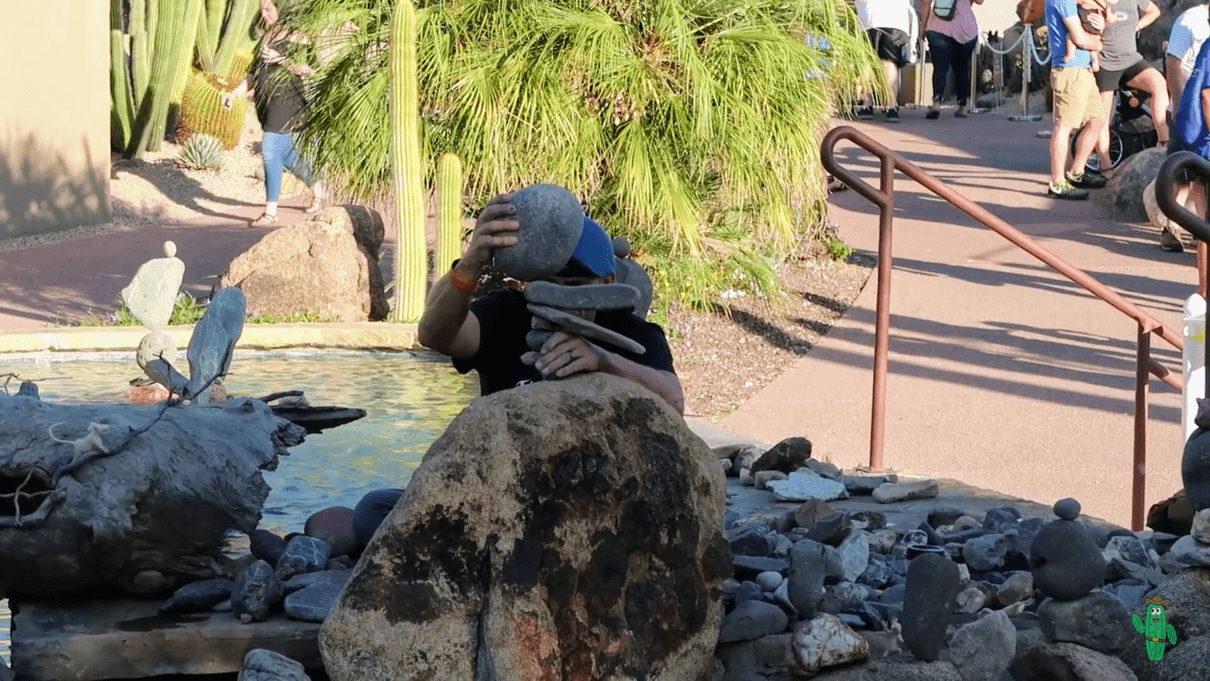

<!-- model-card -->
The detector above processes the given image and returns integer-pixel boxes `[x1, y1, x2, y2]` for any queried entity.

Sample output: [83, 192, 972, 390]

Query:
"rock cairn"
[711, 440, 1199, 681]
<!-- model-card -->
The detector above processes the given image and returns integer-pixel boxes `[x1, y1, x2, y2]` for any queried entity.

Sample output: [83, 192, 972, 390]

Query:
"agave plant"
[283, 0, 881, 310]
[177, 132, 226, 171]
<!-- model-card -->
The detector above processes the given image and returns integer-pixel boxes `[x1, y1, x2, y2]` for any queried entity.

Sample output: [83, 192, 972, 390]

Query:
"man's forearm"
[417, 262, 478, 352]
[1169, 55, 1187, 114]
[600, 352, 686, 415]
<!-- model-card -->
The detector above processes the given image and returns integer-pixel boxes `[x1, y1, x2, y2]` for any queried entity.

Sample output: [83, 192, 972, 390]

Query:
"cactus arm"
[111, 29, 135, 150]
[215, 0, 258, 77]
[129, 0, 201, 156]
[1167, 624, 1178, 644]
[170, 0, 205, 110]
[389, 0, 427, 322]
[111, 0, 124, 31]
[196, 0, 225, 72]
[146, 0, 158, 55]
[1133, 614, 1145, 633]
[436, 152, 464, 273]
[130, 0, 145, 35]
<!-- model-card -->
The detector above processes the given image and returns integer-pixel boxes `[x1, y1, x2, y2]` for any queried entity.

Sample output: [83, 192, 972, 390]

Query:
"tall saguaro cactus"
[196, 0, 258, 76]
[120, 0, 203, 158]
[436, 153, 464, 275]
[389, 0, 426, 323]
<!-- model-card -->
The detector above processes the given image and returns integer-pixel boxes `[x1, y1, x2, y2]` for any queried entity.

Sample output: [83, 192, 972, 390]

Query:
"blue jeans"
[262, 131, 315, 203]
[926, 31, 977, 107]
[351, 488, 405, 546]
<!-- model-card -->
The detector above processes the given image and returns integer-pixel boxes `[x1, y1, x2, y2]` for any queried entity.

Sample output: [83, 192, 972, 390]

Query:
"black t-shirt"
[251, 40, 309, 134]
[451, 288, 676, 396]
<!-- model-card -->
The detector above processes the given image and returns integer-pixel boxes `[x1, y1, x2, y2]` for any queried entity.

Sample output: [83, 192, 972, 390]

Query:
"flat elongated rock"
[186, 287, 247, 404]
[283, 569, 353, 595]
[527, 304, 646, 355]
[524, 281, 640, 311]
[768, 472, 847, 502]
[873, 480, 939, 503]
[161, 578, 236, 614]
[10, 598, 320, 680]
[285, 582, 344, 623]
[493, 184, 585, 281]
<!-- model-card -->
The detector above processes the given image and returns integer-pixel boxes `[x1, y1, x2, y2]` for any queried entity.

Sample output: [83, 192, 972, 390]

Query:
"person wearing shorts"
[1091, 0, 1165, 175]
[1047, 0, 1108, 199]
[1162, 1, 1210, 250]
[856, 0, 919, 122]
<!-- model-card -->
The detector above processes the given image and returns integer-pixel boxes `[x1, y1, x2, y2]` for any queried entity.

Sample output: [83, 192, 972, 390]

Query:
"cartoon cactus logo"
[1133, 596, 1178, 661]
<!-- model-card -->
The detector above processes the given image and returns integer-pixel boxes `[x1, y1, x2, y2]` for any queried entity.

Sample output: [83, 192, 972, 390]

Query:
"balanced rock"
[238, 649, 311, 681]
[523, 281, 640, 312]
[614, 256, 654, 319]
[901, 553, 961, 662]
[120, 240, 186, 331]
[493, 184, 585, 281]
[233, 560, 285, 624]
[184, 286, 246, 404]
[787, 613, 869, 677]
[319, 374, 730, 681]
[220, 206, 389, 323]
[1029, 519, 1106, 601]
[749, 436, 813, 474]
[1054, 498, 1081, 521]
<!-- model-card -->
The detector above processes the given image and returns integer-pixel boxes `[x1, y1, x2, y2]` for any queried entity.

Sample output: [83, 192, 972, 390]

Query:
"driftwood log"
[0, 389, 305, 598]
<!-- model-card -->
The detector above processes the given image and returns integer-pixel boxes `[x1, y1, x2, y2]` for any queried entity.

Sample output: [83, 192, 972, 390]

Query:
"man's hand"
[461, 194, 519, 273]
[532, 331, 606, 379]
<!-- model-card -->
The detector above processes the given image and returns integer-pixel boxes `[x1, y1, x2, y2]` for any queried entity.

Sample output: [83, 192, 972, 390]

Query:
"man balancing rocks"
[350, 186, 684, 546]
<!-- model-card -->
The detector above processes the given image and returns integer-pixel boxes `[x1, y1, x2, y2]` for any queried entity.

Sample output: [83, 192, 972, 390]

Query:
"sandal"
[955, 107, 968, 118]
[249, 212, 278, 227]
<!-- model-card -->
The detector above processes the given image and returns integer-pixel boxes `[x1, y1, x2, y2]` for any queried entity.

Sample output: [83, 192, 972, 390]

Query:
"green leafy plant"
[823, 235, 853, 262]
[177, 132, 227, 171]
[282, 0, 883, 311]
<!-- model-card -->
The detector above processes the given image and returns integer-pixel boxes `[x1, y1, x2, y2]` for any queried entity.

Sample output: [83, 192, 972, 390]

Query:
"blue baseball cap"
[558, 216, 616, 279]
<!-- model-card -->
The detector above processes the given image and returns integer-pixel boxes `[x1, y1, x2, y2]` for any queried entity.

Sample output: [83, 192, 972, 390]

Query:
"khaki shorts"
[1052, 67, 1105, 128]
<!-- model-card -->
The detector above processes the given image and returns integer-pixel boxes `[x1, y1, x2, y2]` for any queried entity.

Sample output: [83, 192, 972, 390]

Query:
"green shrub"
[176, 132, 226, 171]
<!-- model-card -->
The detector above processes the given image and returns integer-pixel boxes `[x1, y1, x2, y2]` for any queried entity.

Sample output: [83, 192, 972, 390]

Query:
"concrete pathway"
[722, 110, 1199, 528]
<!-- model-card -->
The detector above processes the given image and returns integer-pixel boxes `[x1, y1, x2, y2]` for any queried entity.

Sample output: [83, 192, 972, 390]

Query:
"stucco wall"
[0, 0, 111, 240]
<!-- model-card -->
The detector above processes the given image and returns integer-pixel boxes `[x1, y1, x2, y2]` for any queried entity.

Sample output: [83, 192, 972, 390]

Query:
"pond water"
[4, 350, 480, 536]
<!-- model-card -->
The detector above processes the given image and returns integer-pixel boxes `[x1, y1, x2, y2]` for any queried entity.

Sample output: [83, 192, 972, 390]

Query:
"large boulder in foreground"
[221, 206, 388, 322]
[320, 374, 731, 680]
[1109, 148, 1166, 224]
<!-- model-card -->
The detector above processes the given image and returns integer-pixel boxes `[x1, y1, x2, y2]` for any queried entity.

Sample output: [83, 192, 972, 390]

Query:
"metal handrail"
[821, 125, 1184, 530]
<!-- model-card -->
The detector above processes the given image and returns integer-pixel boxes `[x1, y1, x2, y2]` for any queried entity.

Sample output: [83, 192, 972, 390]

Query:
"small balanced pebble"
[1054, 498, 1081, 521]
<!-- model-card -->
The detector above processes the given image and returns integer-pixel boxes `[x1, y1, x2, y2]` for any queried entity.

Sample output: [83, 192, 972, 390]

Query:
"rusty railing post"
[869, 153, 895, 472]
[1134, 325, 1151, 531]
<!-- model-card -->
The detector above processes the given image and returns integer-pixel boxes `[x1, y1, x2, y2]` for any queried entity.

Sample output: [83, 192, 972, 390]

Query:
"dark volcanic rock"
[1030, 519, 1106, 601]
[789, 539, 842, 619]
[732, 555, 789, 579]
[901, 554, 961, 662]
[233, 560, 285, 624]
[276, 535, 332, 582]
[159, 578, 235, 614]
[750, 436, 813, 474]
[807, 512, 853, 546]
[251, 530, 289, 566]
[1037, 591, 1134, 654]
[729, 523, 776, 557]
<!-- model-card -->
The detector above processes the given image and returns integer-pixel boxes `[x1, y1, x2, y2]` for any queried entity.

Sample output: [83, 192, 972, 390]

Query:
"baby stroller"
[1071, 86, 1158, 175]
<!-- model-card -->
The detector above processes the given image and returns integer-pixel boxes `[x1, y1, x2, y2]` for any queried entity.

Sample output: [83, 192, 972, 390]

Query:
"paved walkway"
[722, 109, 1199, 527]
[0, 110, 1199, 527]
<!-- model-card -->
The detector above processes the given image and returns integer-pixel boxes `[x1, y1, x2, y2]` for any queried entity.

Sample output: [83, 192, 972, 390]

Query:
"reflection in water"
[5, 351, 479, 536]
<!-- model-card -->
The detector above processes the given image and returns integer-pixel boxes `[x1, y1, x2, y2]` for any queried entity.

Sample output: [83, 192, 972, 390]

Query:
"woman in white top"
[856, 0, 921, 122]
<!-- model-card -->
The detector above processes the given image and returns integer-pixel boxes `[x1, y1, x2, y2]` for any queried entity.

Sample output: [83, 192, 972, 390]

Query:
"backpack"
[1017, 0, 1046, 24]
[933, 0, 958, 21]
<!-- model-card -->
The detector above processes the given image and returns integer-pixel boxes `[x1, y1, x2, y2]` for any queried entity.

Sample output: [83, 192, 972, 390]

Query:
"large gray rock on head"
[220, 207, 389, 323]
[901, 553, 960, 662]
[493, 184, 585, 281]
[1030, 519, 1105, 601]
[120, 240, 186, 331]
[319, 373, 730, 681]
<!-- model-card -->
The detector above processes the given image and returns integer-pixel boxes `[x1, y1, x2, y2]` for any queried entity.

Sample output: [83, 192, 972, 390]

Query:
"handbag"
[932, 0, 958, 21]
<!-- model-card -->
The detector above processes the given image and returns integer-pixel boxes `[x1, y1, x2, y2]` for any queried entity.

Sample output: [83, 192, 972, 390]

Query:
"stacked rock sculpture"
[1029, 498, 1106, 601]
[123, 241, 187, 391]
[523, 282, 646, 358]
